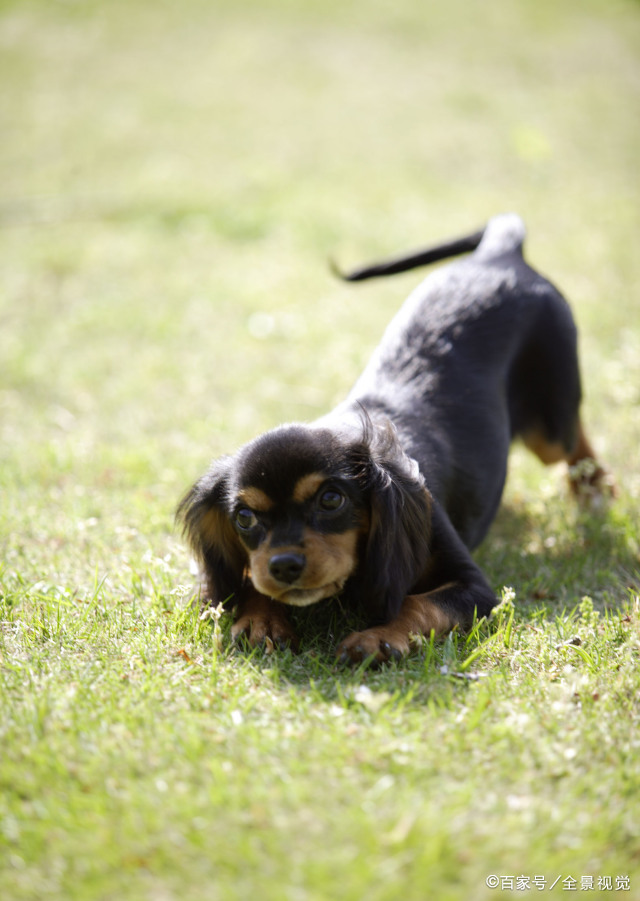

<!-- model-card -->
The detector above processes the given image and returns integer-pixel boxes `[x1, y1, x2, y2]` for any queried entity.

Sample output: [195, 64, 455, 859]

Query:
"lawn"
[1, 0, 639, 898]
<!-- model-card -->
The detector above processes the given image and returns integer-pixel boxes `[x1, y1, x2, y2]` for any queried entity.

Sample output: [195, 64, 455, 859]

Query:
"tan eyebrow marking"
[237, 487, 274, 512]
[292, 472, 327, 504]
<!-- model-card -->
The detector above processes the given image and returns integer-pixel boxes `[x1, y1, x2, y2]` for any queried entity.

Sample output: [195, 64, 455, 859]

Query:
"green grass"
[1, 0, 639, 898]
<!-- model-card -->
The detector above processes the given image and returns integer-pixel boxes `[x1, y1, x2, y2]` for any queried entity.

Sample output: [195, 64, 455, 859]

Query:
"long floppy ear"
[176, 457, 248, 606]
[351, 420, 432, 623]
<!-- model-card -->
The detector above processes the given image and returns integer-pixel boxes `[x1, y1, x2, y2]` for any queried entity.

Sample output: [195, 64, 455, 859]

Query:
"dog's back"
[335, 214, 582, 548]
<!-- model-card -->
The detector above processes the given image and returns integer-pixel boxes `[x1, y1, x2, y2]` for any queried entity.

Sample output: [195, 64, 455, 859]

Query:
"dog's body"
[179, 213, 607, 663]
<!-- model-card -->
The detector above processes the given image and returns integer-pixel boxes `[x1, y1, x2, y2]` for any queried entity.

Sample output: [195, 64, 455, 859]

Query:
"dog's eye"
[318, 489, 345, 512]
[235, 508, 258, 531]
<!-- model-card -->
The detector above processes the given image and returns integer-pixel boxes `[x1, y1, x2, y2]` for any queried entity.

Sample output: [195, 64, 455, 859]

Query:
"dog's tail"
[331, 227, 485, 282]
[332, 214, 525, 282]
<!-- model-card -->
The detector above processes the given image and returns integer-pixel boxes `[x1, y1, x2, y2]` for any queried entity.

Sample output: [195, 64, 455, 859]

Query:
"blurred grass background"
[2, 0, 638, 590]
[1, 0, 639, 898]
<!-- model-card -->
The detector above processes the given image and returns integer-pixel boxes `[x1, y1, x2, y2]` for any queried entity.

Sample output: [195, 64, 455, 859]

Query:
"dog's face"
[229, 438, 369, 606]
[179, 418, 433, 622]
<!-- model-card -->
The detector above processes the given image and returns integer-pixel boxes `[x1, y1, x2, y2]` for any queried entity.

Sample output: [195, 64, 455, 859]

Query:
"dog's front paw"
[336, 626, 412, 665]
[231, 608, 299, 652]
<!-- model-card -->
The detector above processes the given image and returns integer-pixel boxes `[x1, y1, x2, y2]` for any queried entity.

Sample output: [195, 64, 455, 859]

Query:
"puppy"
[178, 213, 608, 663]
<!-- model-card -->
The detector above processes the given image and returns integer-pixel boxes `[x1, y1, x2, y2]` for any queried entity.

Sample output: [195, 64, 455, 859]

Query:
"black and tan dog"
[178, 213, 609, 663]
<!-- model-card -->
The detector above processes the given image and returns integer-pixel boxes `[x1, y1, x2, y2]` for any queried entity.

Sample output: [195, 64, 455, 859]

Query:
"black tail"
[332, 226, 486, 282]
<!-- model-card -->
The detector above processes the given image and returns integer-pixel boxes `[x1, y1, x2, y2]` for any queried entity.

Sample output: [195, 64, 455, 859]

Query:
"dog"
[178, 213, 609, 663]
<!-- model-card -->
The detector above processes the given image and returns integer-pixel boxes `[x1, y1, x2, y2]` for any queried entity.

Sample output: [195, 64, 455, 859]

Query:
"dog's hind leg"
[522, 417, 615, 504]
[509, 289, 614, 504]
[565, 420, 616, 503]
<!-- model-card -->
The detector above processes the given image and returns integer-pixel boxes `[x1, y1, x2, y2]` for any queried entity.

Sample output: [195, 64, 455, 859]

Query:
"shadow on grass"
[221, 597, 475, 707]
[217, 498, 638, 700]
[477, 499, 638, 610]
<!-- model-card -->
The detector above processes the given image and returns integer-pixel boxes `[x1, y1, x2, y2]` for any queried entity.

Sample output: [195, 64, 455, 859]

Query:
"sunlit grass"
[1, 0, 639, 898]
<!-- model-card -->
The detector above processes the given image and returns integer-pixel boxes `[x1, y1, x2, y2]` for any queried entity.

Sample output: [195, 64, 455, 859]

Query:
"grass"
[1, 0, 639, 898]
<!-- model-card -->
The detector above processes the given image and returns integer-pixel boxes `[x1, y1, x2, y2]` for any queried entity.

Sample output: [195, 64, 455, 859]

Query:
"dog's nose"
[269, 553, 306, 585]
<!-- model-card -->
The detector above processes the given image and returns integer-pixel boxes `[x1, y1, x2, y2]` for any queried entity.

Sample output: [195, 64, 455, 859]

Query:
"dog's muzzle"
[268, 552, 306, 585]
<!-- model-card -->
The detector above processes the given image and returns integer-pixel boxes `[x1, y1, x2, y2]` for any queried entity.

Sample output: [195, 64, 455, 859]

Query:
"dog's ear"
[351, 421, 432, 623]
[176, 457, 247, 606]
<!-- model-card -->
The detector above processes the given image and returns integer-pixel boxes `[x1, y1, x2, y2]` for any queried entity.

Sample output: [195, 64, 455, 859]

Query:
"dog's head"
[178, 415, 432, 622]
